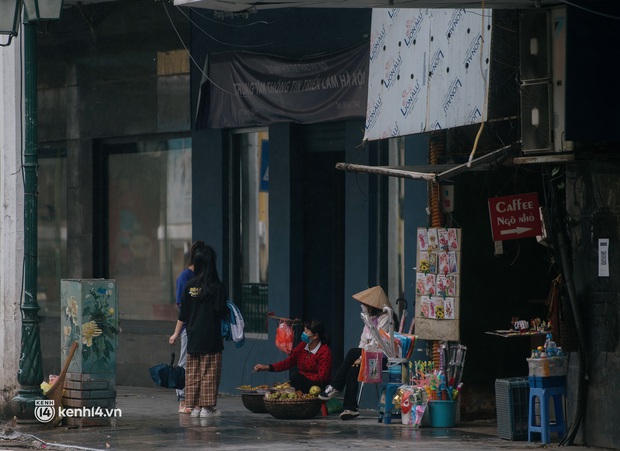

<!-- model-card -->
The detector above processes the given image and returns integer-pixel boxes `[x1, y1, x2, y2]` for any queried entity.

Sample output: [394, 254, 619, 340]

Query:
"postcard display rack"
[60, 279, 119, 426]
[414, 228, 461, 342]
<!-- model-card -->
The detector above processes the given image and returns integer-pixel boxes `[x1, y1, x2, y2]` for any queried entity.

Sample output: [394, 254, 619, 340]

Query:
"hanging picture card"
[415, 228, 462, 341]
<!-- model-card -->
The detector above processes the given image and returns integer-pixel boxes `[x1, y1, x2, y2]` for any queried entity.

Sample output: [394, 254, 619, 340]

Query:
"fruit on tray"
[309, 386, 321, 396]
[236, 384, 270, 391]
[265, 390, 317, 401]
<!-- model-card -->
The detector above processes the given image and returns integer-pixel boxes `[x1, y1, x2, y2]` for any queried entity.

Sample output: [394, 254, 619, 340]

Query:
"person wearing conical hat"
[351, 285, 392, 310]
[319, 286, 395, 420]
[352, 286, 395, 351]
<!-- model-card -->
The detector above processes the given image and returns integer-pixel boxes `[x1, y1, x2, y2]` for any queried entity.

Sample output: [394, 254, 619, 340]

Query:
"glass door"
[231, 130, 269, 334]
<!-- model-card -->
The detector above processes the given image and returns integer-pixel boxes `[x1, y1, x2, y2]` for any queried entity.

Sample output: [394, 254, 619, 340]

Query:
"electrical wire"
[161, 1, 234, 96]
[542, 162, 588, 447]
[163, 3, 369, 101]
[558, 0, 620, 20]
[557, 228, 587, 447]
[174, 4, 275, 48]
[189, 6, 273, 27]
[467, 0, 489, 167]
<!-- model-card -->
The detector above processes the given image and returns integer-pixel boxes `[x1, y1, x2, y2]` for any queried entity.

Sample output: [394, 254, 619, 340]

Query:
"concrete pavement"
[0, 386, 609, 451]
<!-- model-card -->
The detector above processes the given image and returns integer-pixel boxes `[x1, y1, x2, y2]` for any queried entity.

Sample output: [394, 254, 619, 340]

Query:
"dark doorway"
[302, 149, 346, 370]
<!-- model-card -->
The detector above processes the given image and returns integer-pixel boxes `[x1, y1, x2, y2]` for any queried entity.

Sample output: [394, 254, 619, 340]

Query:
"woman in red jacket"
[253, 320, 332, 393]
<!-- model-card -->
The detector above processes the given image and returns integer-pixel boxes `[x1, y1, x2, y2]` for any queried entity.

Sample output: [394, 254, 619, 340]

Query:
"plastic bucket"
[401, 411, 411, 425]
[428, 400, 456, 427]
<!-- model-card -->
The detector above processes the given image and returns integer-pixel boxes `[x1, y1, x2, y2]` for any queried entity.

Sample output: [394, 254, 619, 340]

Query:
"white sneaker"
[190, 407, 201, 418]
[318, 385, 339, 400]
[200, 407, 221, 418]
[340, 409, 359, 420]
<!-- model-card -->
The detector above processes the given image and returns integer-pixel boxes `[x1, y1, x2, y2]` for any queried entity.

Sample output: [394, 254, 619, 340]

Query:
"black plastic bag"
[149, 347, 185, 390]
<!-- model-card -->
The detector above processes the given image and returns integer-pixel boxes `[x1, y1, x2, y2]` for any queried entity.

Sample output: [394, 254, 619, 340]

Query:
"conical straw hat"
[352, 286, 392, 310]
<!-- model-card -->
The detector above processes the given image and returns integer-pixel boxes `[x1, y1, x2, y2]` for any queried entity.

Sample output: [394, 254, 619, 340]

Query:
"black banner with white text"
[195, 44, 369, 129]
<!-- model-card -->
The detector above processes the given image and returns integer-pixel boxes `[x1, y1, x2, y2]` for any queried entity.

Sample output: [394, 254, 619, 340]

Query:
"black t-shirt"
[179, 282, 225, 354]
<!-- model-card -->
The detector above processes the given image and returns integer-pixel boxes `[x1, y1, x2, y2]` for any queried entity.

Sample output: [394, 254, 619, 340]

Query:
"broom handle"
[58, 341, 78, 382]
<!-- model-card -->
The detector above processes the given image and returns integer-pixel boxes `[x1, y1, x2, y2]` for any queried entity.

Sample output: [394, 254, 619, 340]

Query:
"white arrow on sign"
[500, 227, 532, 235]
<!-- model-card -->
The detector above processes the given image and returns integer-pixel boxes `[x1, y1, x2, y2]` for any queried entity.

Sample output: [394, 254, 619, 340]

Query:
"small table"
[485, 329, 549, 338]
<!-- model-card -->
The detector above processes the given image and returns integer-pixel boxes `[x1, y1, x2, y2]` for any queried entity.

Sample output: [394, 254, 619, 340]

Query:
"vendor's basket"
[241, 393, 268, 413]
[526, 357, 567, 378]
[264, 398, 322, 419]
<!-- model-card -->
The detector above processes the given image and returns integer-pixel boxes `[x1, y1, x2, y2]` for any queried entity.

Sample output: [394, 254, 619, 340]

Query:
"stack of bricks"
[62, 372, 117, 427]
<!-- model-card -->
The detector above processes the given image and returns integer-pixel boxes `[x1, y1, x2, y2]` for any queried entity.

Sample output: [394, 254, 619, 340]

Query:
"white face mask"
[360, 304, 369, 314]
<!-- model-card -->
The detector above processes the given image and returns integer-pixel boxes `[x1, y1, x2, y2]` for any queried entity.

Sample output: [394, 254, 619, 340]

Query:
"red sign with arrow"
[488, 192, 543, 241]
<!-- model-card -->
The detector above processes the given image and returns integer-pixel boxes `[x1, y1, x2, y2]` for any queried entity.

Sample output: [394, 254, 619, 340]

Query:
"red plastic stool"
[321, 401, 328, 416]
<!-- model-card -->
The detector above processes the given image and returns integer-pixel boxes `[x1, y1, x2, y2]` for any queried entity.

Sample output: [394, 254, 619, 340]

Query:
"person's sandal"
[179, 401, 192, 414]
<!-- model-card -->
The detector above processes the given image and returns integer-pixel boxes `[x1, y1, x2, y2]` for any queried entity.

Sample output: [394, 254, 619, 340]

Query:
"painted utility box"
[61, 279, 119, 384]
[60, 279, 119, 425]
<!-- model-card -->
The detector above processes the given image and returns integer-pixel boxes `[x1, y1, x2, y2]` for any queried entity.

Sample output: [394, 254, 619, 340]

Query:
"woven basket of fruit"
[263, 397, 321, 419]
[241, 393, 268, 413]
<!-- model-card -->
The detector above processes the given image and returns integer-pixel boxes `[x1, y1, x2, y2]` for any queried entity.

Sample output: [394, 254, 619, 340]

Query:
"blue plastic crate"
[495, 377, 530, 441]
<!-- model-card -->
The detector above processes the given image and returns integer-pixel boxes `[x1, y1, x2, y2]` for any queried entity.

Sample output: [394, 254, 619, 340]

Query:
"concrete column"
[342, 121, 371, 352]
[0, 36, 25, 412]
[268, 123, 304, 321]
[66, 138, 93, 279]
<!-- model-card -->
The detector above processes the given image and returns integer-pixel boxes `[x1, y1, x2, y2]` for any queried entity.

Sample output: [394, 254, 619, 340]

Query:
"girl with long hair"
[175, 240, 207, 414]
[170, 245, 229, 418]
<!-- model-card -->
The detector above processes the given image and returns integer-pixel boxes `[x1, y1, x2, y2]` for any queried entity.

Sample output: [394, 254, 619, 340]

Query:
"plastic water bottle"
[545, 333, 552, 347]
[388, 364, 401, 383]
[544, 332, 558, 357]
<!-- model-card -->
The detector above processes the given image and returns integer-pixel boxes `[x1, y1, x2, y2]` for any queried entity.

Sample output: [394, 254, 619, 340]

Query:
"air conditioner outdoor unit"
[519, 11, 550, 83]
[520, 82, 552, 153]
[550, 8, 572, 152]
[519, 7, 572, 153]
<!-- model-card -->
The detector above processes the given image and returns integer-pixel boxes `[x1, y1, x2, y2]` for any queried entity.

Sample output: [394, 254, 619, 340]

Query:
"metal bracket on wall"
[335, 144, 518, 183]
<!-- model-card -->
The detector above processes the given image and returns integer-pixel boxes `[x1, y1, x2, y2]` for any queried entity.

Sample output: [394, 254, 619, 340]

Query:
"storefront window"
[37, 148, 68, 317]
[107, 137, 192, 321]
[235, 131, 269, 334]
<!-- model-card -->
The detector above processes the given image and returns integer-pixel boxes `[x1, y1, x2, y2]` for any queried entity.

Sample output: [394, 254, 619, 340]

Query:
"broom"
[46, 340, 78, 425]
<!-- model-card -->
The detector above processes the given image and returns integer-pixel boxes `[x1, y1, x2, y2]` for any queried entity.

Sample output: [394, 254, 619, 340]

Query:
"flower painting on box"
[62, 282, 118, 374]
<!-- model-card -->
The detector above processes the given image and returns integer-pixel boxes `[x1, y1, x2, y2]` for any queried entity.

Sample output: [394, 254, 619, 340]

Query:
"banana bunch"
[272, 381, 291, 390]
[237, 384, 270, 391]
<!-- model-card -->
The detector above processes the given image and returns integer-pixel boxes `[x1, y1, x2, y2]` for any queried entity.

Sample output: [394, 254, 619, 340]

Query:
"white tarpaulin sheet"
[364, 8, 492, 141]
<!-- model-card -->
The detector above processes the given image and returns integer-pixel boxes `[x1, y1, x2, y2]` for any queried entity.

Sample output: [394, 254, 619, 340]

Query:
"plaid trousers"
[184, 352, 222, 408]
